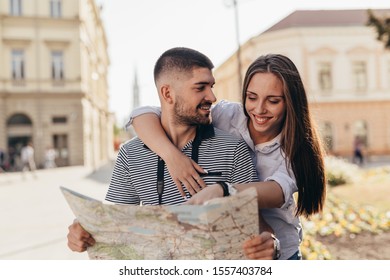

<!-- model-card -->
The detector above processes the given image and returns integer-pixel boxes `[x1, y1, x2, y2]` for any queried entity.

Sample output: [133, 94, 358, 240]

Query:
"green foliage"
[367, 9, 390, 49]
[324, 156, 361, 187]
[327, 173, 347, 186]
[113, 124, 121, 136]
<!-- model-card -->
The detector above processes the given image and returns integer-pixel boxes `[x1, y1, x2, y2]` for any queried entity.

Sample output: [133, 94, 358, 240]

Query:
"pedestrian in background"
[0, 147, 5, 172]
[353, 136, 364, 165]
[21, 141, 37, 178]
[44, 146, 57, 169]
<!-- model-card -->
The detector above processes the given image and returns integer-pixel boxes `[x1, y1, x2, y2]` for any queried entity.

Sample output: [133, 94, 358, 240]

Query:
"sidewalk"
[362, 155, 390, 169]
[1, 156, 389, 260]
[0, 161, 114, 260]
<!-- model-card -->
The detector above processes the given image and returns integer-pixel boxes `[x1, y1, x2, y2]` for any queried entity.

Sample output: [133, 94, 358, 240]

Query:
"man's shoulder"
[119, 137, 143, 151]
[117, 137, 157, 163]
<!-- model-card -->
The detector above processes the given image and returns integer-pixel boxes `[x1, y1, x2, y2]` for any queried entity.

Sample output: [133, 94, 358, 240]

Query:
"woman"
[129, 54, 326, 259]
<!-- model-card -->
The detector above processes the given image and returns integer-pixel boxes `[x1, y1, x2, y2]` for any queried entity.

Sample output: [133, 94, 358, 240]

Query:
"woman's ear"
[160, 84, 174, 104]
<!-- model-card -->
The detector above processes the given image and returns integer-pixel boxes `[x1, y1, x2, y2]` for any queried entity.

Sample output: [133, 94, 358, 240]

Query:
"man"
[0, 147, 5, 172]
[67, 47, 275, 259]
[21, 141, 37, 178]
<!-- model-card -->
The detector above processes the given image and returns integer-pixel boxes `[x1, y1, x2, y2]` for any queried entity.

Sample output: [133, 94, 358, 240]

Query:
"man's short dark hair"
[154, 47, 214, 84]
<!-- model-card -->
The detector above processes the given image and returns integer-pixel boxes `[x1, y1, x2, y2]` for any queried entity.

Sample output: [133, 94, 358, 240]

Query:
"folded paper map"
[61, 186, 259, 260]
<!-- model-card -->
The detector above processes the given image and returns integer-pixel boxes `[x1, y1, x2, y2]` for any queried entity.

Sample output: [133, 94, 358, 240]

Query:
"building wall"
[214, 21, 390, 156]
[0, 0, 114, 169]
[311, 100, 390, 156]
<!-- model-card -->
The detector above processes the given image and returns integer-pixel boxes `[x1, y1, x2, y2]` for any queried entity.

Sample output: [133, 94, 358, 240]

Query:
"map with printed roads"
[61, 187, 259, 260]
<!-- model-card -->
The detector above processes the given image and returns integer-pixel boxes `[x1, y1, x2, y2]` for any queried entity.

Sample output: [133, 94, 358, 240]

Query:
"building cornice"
[43, 39, 71, 48]
[0, 14, 81, 26]
[309, 95, 390, 103]
[2, 38, 32, 46]
[0, 91, 86, 99]
[263, 9, 390, 34]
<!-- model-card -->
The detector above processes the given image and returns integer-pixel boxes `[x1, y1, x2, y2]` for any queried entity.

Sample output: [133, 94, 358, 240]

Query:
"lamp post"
[225, 0, 243, 91]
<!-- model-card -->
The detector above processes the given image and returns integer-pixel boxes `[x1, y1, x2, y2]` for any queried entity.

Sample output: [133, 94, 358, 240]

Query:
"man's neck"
[161, 113, 197, 150]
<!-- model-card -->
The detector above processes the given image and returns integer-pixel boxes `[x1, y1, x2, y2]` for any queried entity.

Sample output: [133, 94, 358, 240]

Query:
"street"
[1, 155, 389, 260]
[0, 161, 114, 260]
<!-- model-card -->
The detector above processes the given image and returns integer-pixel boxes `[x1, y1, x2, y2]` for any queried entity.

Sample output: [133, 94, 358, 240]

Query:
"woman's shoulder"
[212, 100, 245, 119]
[214, 100, 242, 110]
[211, 100, 249, 141]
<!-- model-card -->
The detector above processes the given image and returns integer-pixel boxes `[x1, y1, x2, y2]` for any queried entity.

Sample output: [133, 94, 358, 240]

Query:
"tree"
[367, 9, 390, 49]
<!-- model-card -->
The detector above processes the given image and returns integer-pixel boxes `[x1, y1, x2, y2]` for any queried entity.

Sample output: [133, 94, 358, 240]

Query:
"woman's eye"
[268, 98, 282, 104]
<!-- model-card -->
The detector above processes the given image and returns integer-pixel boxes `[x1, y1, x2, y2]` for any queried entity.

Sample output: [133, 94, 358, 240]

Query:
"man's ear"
[160, 84, 174, 104]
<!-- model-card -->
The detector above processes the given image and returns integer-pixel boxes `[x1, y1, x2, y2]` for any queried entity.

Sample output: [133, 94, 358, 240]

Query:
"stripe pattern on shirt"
[106, 126, 257, 205]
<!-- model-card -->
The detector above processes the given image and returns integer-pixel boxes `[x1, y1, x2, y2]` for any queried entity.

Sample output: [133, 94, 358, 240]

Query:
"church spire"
[132, 68, 140, 110]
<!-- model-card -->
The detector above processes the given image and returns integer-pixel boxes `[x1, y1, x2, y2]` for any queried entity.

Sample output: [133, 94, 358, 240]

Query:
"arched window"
[318, 62, 332, 92]
[7, 113, 32, 125]
[353, 120, 368, 147]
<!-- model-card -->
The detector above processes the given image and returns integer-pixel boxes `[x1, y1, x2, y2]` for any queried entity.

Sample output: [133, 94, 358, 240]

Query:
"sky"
[95, 0, 389, 125]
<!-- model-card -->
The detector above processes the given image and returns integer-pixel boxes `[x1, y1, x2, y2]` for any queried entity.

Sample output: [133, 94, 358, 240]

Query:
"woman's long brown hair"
[242, 54, 326, 217]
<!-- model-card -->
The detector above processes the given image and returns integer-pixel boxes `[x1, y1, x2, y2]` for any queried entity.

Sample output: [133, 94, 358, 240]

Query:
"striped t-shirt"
[105, 124, 258, 205]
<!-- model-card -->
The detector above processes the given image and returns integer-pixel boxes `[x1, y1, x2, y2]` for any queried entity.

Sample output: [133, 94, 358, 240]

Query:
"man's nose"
[205, 88, 217, 103]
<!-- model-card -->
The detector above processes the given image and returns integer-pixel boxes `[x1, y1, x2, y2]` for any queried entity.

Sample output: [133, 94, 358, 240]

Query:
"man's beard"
[173, 98, 211, 126]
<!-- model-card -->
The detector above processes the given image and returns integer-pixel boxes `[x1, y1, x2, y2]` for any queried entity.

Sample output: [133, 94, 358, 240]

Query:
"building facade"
[214, 9, 390, 157]
[0, 0, 114, 169]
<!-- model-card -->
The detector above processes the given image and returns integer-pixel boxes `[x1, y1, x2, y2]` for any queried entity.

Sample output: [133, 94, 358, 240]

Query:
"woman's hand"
[164, 149, 207, 197]
[185, 184, 224, 205]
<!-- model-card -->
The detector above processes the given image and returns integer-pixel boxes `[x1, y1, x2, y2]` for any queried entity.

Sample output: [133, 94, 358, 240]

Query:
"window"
[51, 51, 64, 81]
[10, 0, 22, 16]
[352, 61, 367, 91]
[52, 116, 67, 124]
[7, 113, 32, 125]
[318, 62, 332, 91]
[53, 134, 69, 166]
[50, 0, 62, 18]
[11, 50, 25, 80]
[353, 120, 368, 147]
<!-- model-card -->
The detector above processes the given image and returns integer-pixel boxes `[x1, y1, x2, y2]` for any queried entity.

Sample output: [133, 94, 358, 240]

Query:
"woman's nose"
[256, 100, 267, 114]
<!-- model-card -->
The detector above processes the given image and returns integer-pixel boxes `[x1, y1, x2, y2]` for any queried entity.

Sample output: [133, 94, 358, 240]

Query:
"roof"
[263, 9, 390, 33]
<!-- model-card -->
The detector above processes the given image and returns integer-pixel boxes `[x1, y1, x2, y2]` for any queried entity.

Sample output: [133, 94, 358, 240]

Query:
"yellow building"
[214, 9, 390, 157]
[0, 0, 114, 169]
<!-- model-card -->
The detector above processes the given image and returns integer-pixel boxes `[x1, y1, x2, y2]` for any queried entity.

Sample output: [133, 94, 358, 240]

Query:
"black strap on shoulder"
[191, 125, 203, 164]
[157, 157, 165, 205]
[156, 126, 202, 205]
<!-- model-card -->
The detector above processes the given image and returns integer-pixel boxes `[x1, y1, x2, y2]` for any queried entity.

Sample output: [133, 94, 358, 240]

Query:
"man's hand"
[67, 220, 95, 252]
[243, 232, 275, 260]
[185, 184, 223, 205]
